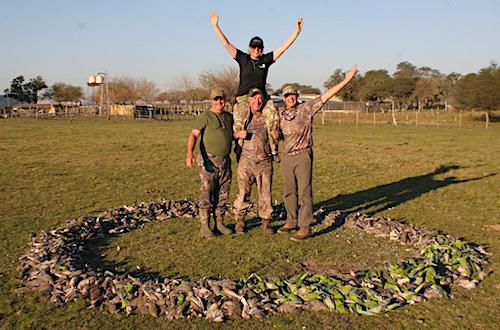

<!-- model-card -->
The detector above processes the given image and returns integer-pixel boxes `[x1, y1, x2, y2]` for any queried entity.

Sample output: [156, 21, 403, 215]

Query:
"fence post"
[373, 111, 376, 126]
[356, 111, 359, 126]
[437, 110, 440, 128]
[459, 111, 462, 128]
[321, 109, 325, 125]
[485, 111, 489, 129]
[415, 111, 418, 127]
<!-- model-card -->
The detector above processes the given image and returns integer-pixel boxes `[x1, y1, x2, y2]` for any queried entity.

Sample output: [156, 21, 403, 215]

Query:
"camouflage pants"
[234, 95, 279, 157]
[197, 153, 232, 213]
[233, 156, 273, 219]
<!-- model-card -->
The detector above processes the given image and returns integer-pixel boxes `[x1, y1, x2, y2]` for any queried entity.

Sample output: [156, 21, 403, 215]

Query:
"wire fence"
[317, 109, 498, 128]
[1, 103, 498, 129]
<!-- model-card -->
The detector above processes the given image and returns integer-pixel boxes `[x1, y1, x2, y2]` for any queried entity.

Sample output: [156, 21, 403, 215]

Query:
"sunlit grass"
[0, 118, 498, 329]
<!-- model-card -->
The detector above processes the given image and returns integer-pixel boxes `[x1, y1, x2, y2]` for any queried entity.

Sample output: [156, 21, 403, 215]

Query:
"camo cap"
[282, 85, 299, 96]
[248, 88, 263, 97]
[210, 88, 226, 99]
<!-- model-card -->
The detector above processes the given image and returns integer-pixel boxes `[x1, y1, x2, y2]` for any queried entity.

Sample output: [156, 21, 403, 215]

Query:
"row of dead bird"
[17, 199, 489, 321]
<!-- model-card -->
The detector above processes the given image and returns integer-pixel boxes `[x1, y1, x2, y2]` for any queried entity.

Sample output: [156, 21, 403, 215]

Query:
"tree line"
[3, 61, 499, 110]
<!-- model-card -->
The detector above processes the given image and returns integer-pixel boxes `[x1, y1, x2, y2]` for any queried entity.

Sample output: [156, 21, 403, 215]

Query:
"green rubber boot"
[199, 209, 215, 238]
[214, 210, 232, 235]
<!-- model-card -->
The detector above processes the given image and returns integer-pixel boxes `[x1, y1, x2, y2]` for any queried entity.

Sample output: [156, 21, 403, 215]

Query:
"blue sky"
[1, 0, 499, 92]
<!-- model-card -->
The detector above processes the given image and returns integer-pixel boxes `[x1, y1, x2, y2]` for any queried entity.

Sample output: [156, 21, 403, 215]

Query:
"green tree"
[24, 76, 48, 103]
[6, 76, 28, 102]
[6, 75, 47, 103]
[323, 68, 361, 101]
[357, 69, 392, 101]
[454, 73, 479, 109]
[412, 67, 448, 110]
[475, 63, 500, 109]
[44, 82, 83, 102]
[391, 61, 418, 110]
[453, 62, 500, 110]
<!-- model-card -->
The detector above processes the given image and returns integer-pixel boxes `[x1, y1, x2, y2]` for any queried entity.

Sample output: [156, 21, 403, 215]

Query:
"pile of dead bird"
[17, 199, 489, 321]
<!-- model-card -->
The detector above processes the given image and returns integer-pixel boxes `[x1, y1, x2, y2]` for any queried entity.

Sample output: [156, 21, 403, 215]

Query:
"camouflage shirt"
[241, 113, 272, 162]
[279, 97, 324, 156]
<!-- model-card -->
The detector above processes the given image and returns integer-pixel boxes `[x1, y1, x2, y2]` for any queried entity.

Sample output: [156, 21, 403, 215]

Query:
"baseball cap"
[249, 36, 264, 48]
[248, 87, 263, 97]
[282, 85, 299, 96]
[210, 88, 225, 99]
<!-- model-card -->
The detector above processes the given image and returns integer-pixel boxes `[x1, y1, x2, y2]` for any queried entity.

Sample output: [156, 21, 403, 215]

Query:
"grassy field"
[0, 118, 498, 329]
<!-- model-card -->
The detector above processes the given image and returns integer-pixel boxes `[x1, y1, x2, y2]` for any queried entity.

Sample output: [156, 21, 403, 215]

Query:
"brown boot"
[262, 219, 273, 234]
[199, 209, 215, 238]
[290, 228, 312, 241]
[214, 210, 232, 235]
[235, 216, 245, 234]
[277, 222, 297, 234]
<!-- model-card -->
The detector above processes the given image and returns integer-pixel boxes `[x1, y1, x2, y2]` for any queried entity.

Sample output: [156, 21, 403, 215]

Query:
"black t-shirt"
[235, 49, 274, 96]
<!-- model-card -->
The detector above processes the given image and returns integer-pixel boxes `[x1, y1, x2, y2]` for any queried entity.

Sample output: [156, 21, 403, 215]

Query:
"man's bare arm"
[321, 64, 358, 104]
[273, 17, 303, 61]
[210, 11, 237, 59]
[186, 129, 201, 168]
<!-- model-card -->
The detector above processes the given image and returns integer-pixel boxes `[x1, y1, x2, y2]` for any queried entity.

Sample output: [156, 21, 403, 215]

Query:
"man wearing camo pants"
[186, 88, 234, 238]
[277, 65, 358, 241]
[233, 88, 279, 234]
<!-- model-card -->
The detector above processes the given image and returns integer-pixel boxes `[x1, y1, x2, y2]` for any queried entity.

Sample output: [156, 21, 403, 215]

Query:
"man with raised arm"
[210, 11, 303, 162]
[277, 65, 358, 241]
[186, 88, 234, 238]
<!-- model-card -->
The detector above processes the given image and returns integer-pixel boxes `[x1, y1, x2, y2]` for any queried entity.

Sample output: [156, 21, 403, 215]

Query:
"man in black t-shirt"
[210, 11, 303, 161]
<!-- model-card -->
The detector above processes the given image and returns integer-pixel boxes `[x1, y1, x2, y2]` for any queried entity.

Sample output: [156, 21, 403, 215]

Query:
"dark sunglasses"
[213, 96, 225, 101]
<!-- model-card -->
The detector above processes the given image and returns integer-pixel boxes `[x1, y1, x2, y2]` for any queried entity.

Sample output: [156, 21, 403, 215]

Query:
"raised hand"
[345, 64, 358, 82]
[297, 17, 303, 32]
[210, 11, 219, 26]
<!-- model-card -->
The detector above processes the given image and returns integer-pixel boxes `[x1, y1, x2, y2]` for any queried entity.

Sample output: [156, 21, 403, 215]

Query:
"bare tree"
[199, 66, 238, 104]
[161, 73, 208, 102]
[108, 76, 159, 104]
[136, 78, 159, 103]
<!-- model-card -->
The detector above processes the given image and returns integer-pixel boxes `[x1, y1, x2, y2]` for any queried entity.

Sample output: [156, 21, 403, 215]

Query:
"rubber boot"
[214, 210, 232, 235]
[199, 209, 215, 238]
[235, 215, 245, 234]
[262, 219, 273, 234]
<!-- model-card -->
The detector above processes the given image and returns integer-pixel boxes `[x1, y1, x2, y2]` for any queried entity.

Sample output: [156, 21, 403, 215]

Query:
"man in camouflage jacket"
[277, 65, 358, 241]
[233, 88, 281, 234]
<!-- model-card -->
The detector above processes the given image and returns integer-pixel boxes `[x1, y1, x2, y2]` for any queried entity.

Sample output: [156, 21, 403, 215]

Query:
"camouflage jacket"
[279, 97, 324, 156]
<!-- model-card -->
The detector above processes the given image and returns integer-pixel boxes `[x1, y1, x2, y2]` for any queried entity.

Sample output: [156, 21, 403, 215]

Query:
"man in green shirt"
[186, 88, 234, 238]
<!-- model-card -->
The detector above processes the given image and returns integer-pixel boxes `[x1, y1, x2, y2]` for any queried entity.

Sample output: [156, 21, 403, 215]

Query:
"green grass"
[0, 118, 499, 329]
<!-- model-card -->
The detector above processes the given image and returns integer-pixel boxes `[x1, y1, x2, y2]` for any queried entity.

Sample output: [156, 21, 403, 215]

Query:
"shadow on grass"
[312, 164, 496, 237]
[79, 164, 494, 279]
